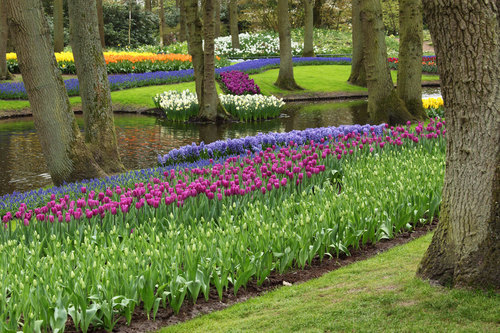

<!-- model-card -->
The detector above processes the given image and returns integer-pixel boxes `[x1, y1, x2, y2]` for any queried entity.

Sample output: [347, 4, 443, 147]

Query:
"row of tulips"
[0, 120, 445, 332]
[153, 89, 285, 122]
[5, 52, 229, 75]
[219, 70, 261, 95]
[387, 56, 438, 74]
[422, 96, 444, 118]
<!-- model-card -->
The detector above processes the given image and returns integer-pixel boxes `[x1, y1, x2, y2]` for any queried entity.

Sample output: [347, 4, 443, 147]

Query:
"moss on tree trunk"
[417, 0, 500, 289]
[53, 0, 64, 52]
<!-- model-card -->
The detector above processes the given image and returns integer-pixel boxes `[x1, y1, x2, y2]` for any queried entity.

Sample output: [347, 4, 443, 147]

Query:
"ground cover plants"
[0, 120, 446, 332]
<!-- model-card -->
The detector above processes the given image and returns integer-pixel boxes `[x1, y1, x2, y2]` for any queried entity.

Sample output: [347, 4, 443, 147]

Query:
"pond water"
[0, 87, 441, 196]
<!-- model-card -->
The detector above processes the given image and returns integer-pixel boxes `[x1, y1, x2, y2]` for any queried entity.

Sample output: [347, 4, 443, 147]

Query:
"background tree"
[348, 0, 366, 87]
[214, 0, 221, 38]
[0, 0, 12, 80]
[229, 0, 239, 49]
[302, 0, 315, 57]
[396, 0, 426, 120]
[159, 0, 166, 45]
[360, 0, 412, 124]
[312, 0, 324, 27]
[177, 0, 187, 41]
[145, 0, 152, 11]
[68, 0, 125, 173]
[274, 0, 302, 90]
[6, 0, 105, 185]
[53, 0, 64, 52]
[97, 0, 106, 47]
[417, 0, 499, 289]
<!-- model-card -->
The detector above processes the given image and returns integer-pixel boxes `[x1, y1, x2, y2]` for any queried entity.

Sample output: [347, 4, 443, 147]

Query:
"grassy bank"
[160, 232, 499, 333]
[0, 65, 440, 111]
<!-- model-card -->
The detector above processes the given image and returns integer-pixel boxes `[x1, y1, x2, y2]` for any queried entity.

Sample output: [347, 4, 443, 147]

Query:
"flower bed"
[0, 57, 350, 100]
[0, 121, 446, 332]
[423, 96, 444, 118]
[388, 56, 437, 74]
[153, 89, 284, 122]
[219, 70, 260, 95]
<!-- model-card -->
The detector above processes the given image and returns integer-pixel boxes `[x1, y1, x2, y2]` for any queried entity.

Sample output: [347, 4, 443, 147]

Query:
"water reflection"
[0, 99, 369, 195]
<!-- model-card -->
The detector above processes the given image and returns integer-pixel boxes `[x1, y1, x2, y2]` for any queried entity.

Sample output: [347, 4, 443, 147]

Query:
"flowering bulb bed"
[388, 56, 437, 73]
[153, 89, 284, 122]
[219, 70, 260, 95]
[422, 97, 444, 118]
[0, 57, 350, 100]
[0, 120, 446, 332]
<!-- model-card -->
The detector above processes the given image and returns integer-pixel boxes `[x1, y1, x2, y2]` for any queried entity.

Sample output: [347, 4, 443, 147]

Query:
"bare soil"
[64, 220, 437, 333]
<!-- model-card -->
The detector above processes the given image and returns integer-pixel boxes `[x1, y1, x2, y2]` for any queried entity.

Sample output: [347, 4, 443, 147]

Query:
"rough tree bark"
[53, 0, 64, 52]
[185, 0, 204, 100]
[178, 0, 187, 41]
[416, 0, 500, 289]
[274, 0, 302, 90]
[360, 0, 412, 124]
[159, 0, 166, 45]
[96, 0, 106, 48]
[145, 0, 152, 11]
[214, 0, 221, 38]
[6, 0, 105, 185]
[229, 0, 239, 49]
[348, 0, 366, 87]
[68, 0, 125, 174]
[0, 0, 12, 80]
[313, 0, 324, 27]
[302, 0, 315, 57]
[397, 0, 426, 120]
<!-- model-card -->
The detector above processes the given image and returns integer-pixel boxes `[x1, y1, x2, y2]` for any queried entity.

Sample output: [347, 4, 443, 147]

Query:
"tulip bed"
[423, 97, 444, 118]
[388, 56, 438, 74]
[153, 89, 284, 122]
[0, 120, 446, 332]
[219, 70, 261, 95]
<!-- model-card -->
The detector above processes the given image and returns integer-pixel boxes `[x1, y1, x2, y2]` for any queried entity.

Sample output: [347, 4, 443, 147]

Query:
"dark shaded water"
[0, 100, 371, 195]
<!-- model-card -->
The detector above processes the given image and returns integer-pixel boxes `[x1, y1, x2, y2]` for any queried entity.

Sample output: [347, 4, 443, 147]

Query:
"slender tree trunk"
[96, 0, 105, 48]
[229, 0, 239, 49]
[313, 0, 324, 28]
[214, 0, 221, 38]
[145, 0, 152, 11]
[348, 0, 366, 87]
[302, 0, 315, 57]
[159, 0, 166, 46]
[53, 0, 64, 52]
[178, 0, 187, 41]
[6, 0, 105, 185]
[274, 0, 302, 90]
[68, 0, 125, 174]
[417, 0, 500, 289]
[397, 0, 426, 120]
[185, 0, 203, 100]
[0, 0, 12, 80]
[360, 0, 412, 124]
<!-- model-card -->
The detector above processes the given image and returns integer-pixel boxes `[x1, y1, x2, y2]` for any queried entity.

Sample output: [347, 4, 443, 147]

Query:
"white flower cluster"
[219, 94, 285, 110]
[153, 89, 197, 113]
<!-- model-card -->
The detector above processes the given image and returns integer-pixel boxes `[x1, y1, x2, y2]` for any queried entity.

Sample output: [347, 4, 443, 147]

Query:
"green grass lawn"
[160, 233, 499, 333]
[0, 66, 440, 111]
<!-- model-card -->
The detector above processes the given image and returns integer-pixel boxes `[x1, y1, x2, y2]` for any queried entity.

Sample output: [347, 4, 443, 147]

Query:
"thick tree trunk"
[178, 0, 187, 42]
[0, 0, 12, 80]
[159, 0, 166, 46]
[96, 0, 105, 48]
[348, 0, 366, 87]
[6, 0, 105, 185]
[229, 0, 239, 49]
[274, 0, 302, 90]
[53, 0, 64, 52]
[360, 0, 412, 124]
[313, 0, 324, 28]
[68, 0, 125, 174]
[214, 0, 221, 38]
[302, 0, 315, 57]
[145, 0, 152, 11]
[397, 0, 426, 120]
[417, 1, 500, 289]
[185, 0, 204, 101]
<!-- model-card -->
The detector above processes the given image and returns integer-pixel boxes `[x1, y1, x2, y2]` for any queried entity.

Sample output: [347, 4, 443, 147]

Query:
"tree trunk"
[274, 0, 302, 90]
[6, 0, 105, 185]
[185, 0, 204, 100]
[313, 0, 324, 28]
[416, 1, 500, 289]
[145, 0, 152, 11]
[53, 0, 64, 52]
[397, 0, 426, 120]
[214, 0, 221, 38]
[159, 0, 166, 46]
[360, 0, 412, 124]
[96, 0, 105, 48]
[68, 0, 125, 174]
[348, 0, 366, 87]
[0, 0, 12, 80]
[178, 0, 187, 41]
[302, 0, 315, 57]
[229, 0, 239, 49]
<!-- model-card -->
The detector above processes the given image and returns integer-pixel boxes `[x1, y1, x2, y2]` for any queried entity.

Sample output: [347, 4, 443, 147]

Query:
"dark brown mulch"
[64, 220, 437, 333]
